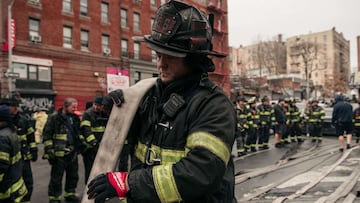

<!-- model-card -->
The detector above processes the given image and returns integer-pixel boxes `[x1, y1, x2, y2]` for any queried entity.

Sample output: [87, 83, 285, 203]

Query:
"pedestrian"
[245, 97, 260, 152]
[0, 104, 28, 202]
[353, 99, 360, 143]
[235, 96, 250, 156]
[87, 1, 237, 202]
[42, 97, 81, 203]
[32, 107, 48, 143]
[1, 92, 37, 203]
[80, 96, 107, 184]
[305, 98, 325, 143]
[274, 98, 287, 148]
[257, 96, 275, 149]
[332, 95, 353, 152]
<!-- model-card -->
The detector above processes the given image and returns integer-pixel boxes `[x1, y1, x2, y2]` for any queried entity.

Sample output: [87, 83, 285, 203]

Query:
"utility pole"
[7, 0, 15, 92]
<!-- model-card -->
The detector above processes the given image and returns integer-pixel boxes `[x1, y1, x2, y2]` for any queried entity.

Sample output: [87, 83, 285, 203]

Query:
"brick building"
[0, 0, 229, 115]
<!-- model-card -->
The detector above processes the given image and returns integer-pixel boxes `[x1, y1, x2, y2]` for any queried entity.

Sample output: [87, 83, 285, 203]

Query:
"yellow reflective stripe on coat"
[0, 173, 3, 182]
[134, 142, 188, 165]
[54, 134, 67, 140]
[186, 132, 230, 165]
[0, 177, 27, 200]
[0, 152, 10, 163]
[91, 126, 105, 133]
[86, 134, 96, 143]
[27, 127, 34, 134]
[11, 152, 22, 164]
[153, 164, 182, 203]
[44, 140, 53, 147]
[80, 120, 91, 127]
[18, 134, 27, 141]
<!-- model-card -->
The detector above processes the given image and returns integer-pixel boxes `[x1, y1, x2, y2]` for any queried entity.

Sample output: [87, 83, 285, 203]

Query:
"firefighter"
[0, 104, 28, 202]
[282, 97, 291, 144]
[235, 96, 250, 156]
[80, 96, 107, 183]
[353, 100, 360, 143]
[287, 98, 304, 143]
[1, 92, 37, 203]
[257, 96, 275, 149]
[305, 98, 325, 143]
[87, 1, 237, 202]
[244, 97, 260, 152]
[274, 98, 287, 148]
[42, 98, 81, 203]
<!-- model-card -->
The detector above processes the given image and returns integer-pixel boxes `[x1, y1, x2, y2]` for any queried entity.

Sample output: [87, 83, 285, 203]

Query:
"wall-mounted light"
[93, 72, 99, 77]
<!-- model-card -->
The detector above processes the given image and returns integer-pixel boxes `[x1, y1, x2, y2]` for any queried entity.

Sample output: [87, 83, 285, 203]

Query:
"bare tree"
[288, 38, 324, 99]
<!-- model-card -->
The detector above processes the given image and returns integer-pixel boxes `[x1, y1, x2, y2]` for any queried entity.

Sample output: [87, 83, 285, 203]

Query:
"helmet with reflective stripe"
[144, 0, 225, 58]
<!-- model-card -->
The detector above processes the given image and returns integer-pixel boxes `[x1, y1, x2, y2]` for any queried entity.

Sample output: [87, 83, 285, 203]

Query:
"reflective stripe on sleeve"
[186, 131, 230, 165]
[153, 164, 182, 203]
[80, 120, 91, 127]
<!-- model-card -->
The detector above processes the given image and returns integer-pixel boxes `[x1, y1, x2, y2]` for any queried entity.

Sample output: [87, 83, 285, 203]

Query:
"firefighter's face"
[65, 102, 78, 114]
[8, 104, 19, 115]
[156, 52, 189, 84]
[93, 103, 102, 113]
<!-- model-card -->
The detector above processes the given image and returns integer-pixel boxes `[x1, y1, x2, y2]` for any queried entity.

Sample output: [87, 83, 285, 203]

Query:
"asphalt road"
[30, 136, 360, 203]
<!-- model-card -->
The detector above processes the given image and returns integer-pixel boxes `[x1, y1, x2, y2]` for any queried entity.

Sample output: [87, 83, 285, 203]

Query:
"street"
[30, 136, 360, 203]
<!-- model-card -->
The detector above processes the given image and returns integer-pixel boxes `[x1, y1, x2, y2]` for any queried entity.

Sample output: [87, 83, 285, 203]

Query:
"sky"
[227, 0, 360, 69]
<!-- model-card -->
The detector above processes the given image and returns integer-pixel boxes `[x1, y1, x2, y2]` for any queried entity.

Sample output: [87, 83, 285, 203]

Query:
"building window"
[13, 63, 52, 82]
[134, 71, 141, 83]
[121, 39, 128, 57]
[151, 50, 156, 63]
[101, 2, 109, 23]
[81, 29, 89, 51]
[102, 34, 110, 50]
[80, 0, 88, 16]
[150, 0, 156, 7]
[120, 9, 128, 28]
[63, 26, 72, 48]
[29, 18, 40, 38]
[133, 12, 140, 32]
[134, 42, 140, 59]
[63, 0, 72, 12]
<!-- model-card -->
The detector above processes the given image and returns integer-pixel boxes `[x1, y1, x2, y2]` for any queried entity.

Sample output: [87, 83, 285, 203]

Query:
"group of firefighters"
[0, 91, 123, 203]
[234, 95, 327, 157]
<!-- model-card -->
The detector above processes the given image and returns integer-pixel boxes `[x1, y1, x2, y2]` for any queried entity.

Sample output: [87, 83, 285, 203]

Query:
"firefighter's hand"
[107, 89, 125, 107]
[88, 172, 129, 203]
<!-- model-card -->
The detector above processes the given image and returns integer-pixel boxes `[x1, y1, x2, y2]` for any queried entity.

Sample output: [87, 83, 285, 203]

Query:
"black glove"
[108, 89, 125, 107]
[31, 149, 38, 161]
[87, 173, 118, 203]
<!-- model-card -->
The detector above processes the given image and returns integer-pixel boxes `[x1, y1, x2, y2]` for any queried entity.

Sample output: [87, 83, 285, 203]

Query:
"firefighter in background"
[80, 96, 107, 183]
[257, 96, 275, 150]
[281, 98, 291, 144]
[353, 100, 360, 143]
[287, 98, 304, 143]
[245, 97, 260, 152]
[42, 98, 81, 203]
[305, 98, 325, 143]
[1, 92, 37, 203]
[235, 96, 250, 156]
[0, 104, 28, 202]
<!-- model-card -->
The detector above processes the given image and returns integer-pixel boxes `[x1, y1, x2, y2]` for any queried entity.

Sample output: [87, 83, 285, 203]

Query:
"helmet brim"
[144, 35, 227, 58]
[144, 35, 187, 58]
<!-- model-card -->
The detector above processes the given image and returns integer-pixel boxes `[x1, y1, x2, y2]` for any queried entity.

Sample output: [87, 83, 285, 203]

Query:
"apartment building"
[0, 0, 229, 115]
[287, 27, 350, 98]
